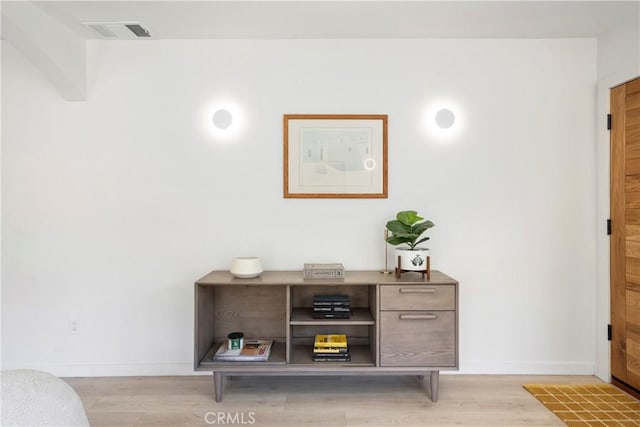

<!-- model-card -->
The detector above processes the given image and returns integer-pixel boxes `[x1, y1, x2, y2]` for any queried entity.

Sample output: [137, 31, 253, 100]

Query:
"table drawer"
[380, 285, 455, 311]
[380, 311, 456, 367]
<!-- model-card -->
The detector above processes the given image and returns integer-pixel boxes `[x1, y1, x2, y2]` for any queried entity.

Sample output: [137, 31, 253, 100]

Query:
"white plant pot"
[395, 248, 429, 271]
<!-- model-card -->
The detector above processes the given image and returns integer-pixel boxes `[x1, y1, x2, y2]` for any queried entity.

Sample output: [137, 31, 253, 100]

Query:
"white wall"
[595, 11, 640, 381]
[2, 38, 598, 376]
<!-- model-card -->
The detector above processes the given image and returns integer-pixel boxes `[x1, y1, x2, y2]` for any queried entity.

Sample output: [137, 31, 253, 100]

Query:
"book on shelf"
[312, 334, 351, 362]
[314, 334, 348, 348]
[313, 295, 351, 307]
[313, 294, 352, 319]
[313, 346, 350, 354]
[313, 296, 351, 307]
[313, 306, 351, 312]
[313, 301, 351, 306]
[213, 339, 273, 362]
[312, 355, 352, 362]
[313, 294, 350, 301]
[312, 313, 351, 319]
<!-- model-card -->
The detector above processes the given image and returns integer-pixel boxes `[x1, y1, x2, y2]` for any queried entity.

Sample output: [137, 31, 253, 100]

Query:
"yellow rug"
[523, 384, 640, 426]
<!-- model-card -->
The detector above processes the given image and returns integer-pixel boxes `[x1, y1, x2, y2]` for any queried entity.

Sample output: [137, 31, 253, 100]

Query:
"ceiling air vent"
[84, 22, 151, 39]
[124, 24, 150, 38]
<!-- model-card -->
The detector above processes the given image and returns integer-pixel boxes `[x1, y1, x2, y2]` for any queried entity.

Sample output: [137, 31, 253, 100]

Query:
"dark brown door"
[610, 77, 640, 393]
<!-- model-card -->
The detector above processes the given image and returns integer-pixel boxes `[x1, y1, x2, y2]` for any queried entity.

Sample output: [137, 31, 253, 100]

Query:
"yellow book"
[314, 334, 348, 348]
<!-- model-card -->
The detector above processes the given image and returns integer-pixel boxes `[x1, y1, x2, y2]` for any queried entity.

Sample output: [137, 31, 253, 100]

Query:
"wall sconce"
[423, 101, 463, 140]
[212, 109, 233, 130]
[204, 101, 244, 140]
[435, 108, 456, 129]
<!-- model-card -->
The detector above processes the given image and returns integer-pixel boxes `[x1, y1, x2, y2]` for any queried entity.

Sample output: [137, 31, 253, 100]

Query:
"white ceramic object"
[395, 248, 429, 271]
[230, 257, 263, 278]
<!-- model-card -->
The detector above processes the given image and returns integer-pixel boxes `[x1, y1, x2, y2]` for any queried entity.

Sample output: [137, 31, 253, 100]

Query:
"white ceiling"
[2, 0, 635, 102]
[22, 0, 640, 40]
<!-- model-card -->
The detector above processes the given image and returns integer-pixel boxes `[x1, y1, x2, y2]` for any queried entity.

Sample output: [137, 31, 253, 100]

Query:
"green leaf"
[392, 232, 419, 239]
[412, 220, 434, 236]
[386, 220, 411, 234]
[396, 210, 423, 226]
[413, 237, 431, 247]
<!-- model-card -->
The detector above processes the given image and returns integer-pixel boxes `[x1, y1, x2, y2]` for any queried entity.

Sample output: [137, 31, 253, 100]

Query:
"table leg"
[430, 371, 439, 402]
[214, 372, 223, 402]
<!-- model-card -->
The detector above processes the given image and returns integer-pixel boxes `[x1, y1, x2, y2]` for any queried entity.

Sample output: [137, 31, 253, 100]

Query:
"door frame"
[597, 73, 640, 382]
[608, 76, 640, 397]
[609, 81, 628, 383]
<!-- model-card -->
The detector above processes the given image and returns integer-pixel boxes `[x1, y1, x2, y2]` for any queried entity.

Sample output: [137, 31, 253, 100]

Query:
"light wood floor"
[65, 374, 605, 427]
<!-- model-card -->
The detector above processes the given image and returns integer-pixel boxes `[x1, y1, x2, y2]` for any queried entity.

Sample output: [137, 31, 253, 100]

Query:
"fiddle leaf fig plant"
[385, 210, 435, 250]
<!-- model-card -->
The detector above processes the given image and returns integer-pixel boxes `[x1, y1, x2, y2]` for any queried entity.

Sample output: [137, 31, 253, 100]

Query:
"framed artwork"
[283, 114, 388, 198]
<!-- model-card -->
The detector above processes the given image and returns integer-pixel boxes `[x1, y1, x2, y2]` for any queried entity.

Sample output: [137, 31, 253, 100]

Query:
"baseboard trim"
[0, 363, 209, 377]
[457, 361, 595, 375]
[1, 360, 596, 377]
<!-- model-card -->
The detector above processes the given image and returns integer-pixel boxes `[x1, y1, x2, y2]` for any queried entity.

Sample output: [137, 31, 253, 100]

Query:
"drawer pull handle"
[399, 288, 436, 293]
[399, 314, 437, 320]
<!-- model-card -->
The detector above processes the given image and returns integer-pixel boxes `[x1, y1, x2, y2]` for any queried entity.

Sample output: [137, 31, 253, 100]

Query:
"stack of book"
[213, 339, 273, 362]
[312, 294, 351, 319]
[313, 334, 351, 362]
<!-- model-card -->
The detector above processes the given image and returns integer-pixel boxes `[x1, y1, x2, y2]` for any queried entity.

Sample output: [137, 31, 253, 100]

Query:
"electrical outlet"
[69, 320, 79, 334]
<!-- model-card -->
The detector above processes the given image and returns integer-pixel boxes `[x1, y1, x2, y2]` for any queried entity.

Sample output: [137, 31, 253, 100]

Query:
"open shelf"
[290, 308, 375, 325]
[199, 341, 287, 367]
[289, 344, 375, 367]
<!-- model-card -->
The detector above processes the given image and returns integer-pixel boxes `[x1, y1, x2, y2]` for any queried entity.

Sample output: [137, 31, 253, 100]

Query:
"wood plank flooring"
[64, 374, 605, 427]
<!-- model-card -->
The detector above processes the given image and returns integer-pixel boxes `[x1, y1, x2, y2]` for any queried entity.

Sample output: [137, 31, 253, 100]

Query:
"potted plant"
[385, 210, 435, 271]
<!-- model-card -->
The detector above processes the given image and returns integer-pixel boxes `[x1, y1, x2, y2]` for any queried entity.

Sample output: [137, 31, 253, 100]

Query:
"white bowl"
[230, 257, 263, 278]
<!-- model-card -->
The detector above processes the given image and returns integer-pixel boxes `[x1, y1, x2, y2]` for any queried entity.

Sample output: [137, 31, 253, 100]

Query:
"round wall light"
[423, 100, 464, 141]
[212, 109, 233, 130]
[435, 108, 456, 129]
[203, 100, 244, 141]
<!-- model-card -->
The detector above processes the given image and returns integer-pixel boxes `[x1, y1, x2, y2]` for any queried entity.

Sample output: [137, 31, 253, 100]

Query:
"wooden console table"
[194, 270, 458, 402]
